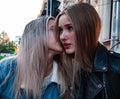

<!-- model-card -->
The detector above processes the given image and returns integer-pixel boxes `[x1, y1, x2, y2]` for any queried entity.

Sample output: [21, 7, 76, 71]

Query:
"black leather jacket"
[77, 43, 120, 99]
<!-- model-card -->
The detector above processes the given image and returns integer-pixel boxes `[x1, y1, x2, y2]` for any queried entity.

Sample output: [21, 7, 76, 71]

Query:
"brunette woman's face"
[58, 14, 76, 54]
[48, 19, 63, 55]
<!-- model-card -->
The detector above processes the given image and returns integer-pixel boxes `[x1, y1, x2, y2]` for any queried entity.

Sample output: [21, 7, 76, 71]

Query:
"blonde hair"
[13, 16, 55, 99]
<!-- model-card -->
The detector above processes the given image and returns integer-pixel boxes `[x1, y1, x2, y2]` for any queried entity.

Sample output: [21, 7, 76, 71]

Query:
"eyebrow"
[65, 23, 72, 26]
[59, 23, 72, 27]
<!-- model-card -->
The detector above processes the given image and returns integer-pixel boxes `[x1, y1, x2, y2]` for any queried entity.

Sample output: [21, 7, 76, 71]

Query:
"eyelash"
[58, 25, 73, 34]
[67, 26, 73, 31]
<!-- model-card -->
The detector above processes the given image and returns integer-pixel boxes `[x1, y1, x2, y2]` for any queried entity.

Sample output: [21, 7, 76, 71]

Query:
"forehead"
[58, 14, 72, 26]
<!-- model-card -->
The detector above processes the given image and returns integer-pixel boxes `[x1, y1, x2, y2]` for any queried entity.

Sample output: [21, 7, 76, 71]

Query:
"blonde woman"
[0, 16, 69, 99]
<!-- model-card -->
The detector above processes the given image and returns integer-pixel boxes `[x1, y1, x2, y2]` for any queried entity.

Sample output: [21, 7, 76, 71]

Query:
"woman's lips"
[63, 43, 71, 49]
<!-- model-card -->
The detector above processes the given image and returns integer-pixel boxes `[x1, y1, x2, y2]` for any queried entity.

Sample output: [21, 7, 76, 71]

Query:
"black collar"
[92, 42, 108, 72]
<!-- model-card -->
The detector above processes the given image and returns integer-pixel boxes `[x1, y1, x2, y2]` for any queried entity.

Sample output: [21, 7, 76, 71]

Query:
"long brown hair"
[12, 16, 67, 99]
[55, 3, 101, 98]
[55, 3, 101, 72]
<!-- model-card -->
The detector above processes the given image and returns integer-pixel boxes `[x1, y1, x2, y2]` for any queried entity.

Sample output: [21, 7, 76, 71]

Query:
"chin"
[51, 48, 63, 55]
[65, 50, 74, 54]
[56, 47, 63, 52]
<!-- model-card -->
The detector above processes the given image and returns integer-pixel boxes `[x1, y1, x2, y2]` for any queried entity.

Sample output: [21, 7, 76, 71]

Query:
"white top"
[43, 61, 59, 89]
[50, 61, 59, 83]
[21, 61, 59, 89]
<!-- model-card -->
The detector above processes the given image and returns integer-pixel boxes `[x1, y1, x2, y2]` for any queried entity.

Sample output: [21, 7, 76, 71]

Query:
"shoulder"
[0, 55, 17, 73]
[108, 51, 120, 72]
[0, 55, 17, 84]
[108, 51, 120, 60]
[42, 82, 59, 99]
[0, 55, 17, 65]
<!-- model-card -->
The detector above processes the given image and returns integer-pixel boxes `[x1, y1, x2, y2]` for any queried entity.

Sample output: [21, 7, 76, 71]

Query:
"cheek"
[70, 32, 76, 43]
[48, 32, 55, 44]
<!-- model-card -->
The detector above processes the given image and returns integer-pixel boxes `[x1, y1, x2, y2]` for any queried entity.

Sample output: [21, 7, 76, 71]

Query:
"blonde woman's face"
[58, 14, 76, 54]
[48, 19, 63, 55]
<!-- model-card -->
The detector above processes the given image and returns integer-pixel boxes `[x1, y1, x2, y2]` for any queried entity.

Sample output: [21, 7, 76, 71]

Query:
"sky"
[0, 0, 43, 41]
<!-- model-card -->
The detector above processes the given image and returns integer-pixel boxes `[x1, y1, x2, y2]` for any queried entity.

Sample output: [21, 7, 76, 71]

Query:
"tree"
[0, 31, 17, 54]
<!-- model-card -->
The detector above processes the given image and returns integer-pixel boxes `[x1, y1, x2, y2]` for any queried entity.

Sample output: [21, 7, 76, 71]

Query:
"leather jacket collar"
[93, 42, 108, 72]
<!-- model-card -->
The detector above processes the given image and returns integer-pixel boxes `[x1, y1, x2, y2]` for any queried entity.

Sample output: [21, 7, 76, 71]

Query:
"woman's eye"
[58, 27, 63, 34]
[68, 26, 73, 31]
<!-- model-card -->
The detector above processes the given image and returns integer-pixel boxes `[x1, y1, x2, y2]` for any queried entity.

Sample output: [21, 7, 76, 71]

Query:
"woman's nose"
[60, 30, 68, 41]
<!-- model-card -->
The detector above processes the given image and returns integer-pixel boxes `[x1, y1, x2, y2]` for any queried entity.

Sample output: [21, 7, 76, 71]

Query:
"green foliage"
[0, 41, 16, 54]
[0, 31, 17, 60]
[0, 55, 6, 60]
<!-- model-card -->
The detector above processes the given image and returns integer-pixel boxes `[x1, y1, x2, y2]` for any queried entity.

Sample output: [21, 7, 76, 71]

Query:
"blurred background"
[0, 0, 120, 60]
